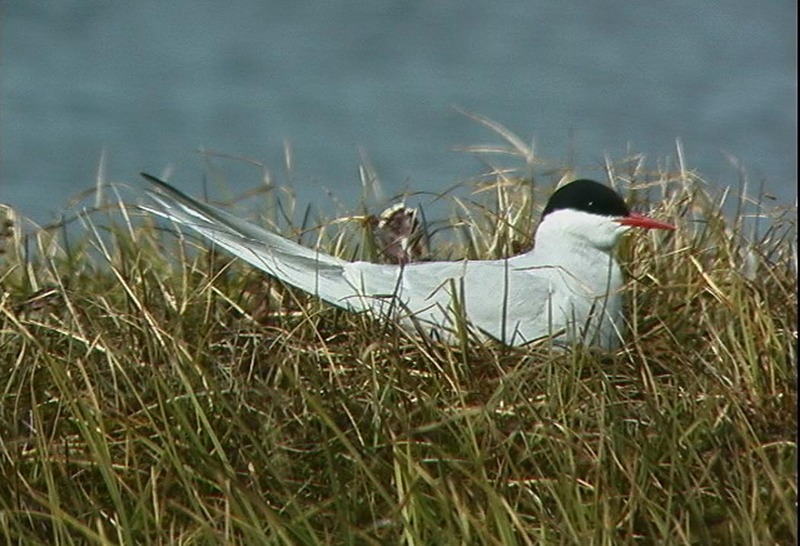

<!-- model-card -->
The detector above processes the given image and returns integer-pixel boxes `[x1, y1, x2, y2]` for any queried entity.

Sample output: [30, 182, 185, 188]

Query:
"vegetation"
[0, 127, 796, 544]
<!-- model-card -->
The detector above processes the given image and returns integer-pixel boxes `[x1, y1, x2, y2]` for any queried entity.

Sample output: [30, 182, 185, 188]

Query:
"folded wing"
[141, 173, 555, 345]
[141, 173, 367, 311]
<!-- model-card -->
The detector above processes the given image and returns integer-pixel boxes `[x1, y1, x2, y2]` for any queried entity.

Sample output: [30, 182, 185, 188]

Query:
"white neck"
[524, 209, 629, 347]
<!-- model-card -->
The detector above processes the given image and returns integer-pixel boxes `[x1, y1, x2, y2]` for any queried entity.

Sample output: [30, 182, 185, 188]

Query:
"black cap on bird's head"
[541, 179, 675, 231]
[542, 179, 629, 219]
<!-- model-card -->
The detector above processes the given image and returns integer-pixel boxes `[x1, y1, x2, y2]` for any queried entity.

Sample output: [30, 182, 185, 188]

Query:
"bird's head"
[536, 179, 675, 252]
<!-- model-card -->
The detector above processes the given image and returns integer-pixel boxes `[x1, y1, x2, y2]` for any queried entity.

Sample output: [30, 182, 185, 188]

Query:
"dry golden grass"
[0, 131, 796, 544]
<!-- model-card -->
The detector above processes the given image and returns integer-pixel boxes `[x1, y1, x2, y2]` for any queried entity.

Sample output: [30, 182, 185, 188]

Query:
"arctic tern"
[141, 174, 674, 348]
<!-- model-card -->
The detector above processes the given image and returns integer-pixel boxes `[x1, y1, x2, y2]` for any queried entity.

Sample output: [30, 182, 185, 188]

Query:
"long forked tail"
[140, 173, 364, 311]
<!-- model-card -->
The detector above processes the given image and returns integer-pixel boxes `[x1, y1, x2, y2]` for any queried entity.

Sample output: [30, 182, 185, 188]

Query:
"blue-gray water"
[1, 2, 796, 225]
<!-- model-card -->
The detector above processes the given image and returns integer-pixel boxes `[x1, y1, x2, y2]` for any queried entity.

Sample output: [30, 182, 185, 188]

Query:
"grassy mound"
[0, 152, 796, 544]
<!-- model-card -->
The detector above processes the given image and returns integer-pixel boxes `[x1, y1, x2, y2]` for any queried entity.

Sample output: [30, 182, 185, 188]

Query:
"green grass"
[0, 138, 796, 544]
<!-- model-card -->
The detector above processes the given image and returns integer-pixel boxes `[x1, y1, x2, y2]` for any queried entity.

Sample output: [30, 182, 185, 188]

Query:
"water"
[1, 2, 796, 225]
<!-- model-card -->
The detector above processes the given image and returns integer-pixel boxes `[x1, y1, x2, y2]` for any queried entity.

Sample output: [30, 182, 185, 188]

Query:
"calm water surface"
[1, 2, 796, 224]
